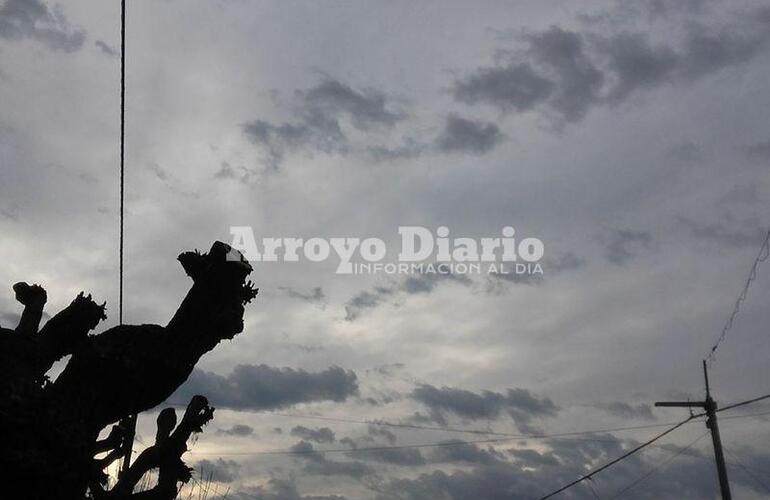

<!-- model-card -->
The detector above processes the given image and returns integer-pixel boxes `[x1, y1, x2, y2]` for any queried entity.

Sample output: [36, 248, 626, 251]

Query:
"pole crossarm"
[655, 401, 706, 408]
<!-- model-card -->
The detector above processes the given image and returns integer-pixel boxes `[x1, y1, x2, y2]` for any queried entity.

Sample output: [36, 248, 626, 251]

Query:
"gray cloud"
[525, 26, 604, 122]
[350, 446, 425, 466]
[344, 286, 395, 321]
[280, 286, 326, 305]
[677, 216, 764, 249]
[171, 364, 358, 410]
[507, 448, 560, 468]
[345, 271, 473, 321]
[246, 478, 350, 500]
[548, 251, 586, 273]
[0, 0, 85, 52]
[243, 78, 404, 169]
[302, 79, 404, 130]
[436, 115, 502, 154]
[373, 432, 766, 500]
[216, 424, 255, 437]
[454, 8, 770, 125]
[743, 139, 770, 162]
[94, 40, 116, 57]
[194, 458, 241, 483]
[603, 228, 653, 265]
[454, 62, 554, 113]
[367, 425, 397, 445]
[595, 402, 656, 421]
[291, 425, 336, 444]
[290, 440, 375, 479]
[367, 140, 425, 162]
[430, 440, 505, 466]
[410, 384, 558, 434]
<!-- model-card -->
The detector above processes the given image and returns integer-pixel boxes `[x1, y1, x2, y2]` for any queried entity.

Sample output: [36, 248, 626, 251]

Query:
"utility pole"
[655, 360, 732, 500]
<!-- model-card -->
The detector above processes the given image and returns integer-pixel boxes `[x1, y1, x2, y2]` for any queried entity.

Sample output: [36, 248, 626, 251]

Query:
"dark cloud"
[525, 26, 604, 121]
[0, 0, 85, 52]
[597, 0, 716, 24]
[603, 228, 653, 265]
[170, 364, 358, 410]
[548, 251, 586, 273]
[430, 440, 505, 465]
[216, 424, 255, 437]
[507, 448, 559, 468]
[302, 79, 404, 130]
[453, 62, 554, 113]
[350, 446, 425, 466]
[454, 8, 770, 125]
[291, 426, 336, 444]
[345, 271, 472, 321]
[375, 462, 548, 500]
[194, 458, 241, 483]
[374, 433, 770, 500]
[280, 286, 326, 304]
[402, 271, 472, 294]
[718, 185, 759, 207]
[243, 117, 345, 170]
[665, 140, 701, 162]
[487, 269, 543, 291]
[435, 115, 502, 154]
[344, 286, 395, 321]
[410, 384, 558, 434]
[248, 477, 350, 500]
[599, 32, 679, 102]
[677, 216, 764, 249]
[367, 425, 397, 445]
[596, 402, 656, 421]
[367, 140, 425, 162]
[743, 139, 770, 162]
[214, 161, 252, 183]
[243, 78, 404, 169]
[290, 440, 375, 479]
[94, 40, 116, 57]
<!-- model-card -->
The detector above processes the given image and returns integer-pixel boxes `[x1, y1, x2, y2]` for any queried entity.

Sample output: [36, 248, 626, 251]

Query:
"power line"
[264, 411, 704, 439]
[119, 1, 126, 326]
[178, 404, 770, 465]
[724, 446, 770, 495]
[118, 0, 136, 478]
[163, 402, 770, 443]
[187, 435, 523, 457]
[608, 431, 709, 499]
[706, 229, 770, 364]
[717, 393, 770, 413]
[535, 415, 701, 500]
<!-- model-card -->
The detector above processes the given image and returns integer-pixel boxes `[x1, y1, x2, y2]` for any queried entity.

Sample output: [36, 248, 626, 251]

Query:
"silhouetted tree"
[0, 242, 257, 500]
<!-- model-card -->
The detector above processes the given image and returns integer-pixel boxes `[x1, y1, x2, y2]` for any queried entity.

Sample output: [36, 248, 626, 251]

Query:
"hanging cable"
[117, 0, 137, 478]
[119, 0, 126, 326]
[608, 431, 709, 499]
[535, 414, 701, 500]
[724, 446, 770, 495]
[706, 229, 770, 365]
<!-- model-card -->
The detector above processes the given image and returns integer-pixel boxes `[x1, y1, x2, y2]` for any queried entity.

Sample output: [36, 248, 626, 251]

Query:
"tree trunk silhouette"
[0, 241, 257, 500]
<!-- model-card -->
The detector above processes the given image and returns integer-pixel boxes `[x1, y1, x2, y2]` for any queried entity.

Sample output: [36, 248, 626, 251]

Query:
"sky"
[1, 0, 770, 498]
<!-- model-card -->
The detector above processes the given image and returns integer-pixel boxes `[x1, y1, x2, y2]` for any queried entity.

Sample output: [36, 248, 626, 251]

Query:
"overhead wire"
[534, 415, 702, 500]
[706, 229, 770, 364]
[607, 431, 709, 499]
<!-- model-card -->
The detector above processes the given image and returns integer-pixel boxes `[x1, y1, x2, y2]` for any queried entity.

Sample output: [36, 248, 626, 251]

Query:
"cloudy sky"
[2, 0, 770, 498]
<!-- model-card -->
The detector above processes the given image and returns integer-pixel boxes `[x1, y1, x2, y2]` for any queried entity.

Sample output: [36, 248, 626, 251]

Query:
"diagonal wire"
[535, 414, 701, 500]
[717, 393, 770, 413]
[608, 431, 709, 499]
[724, 446, 770, 495]
[706, 229, 770, 365]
